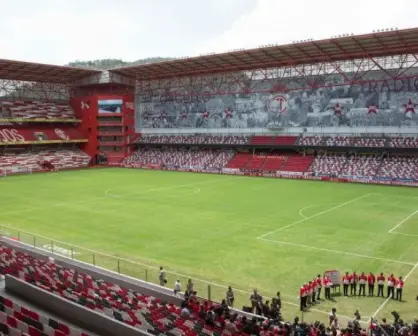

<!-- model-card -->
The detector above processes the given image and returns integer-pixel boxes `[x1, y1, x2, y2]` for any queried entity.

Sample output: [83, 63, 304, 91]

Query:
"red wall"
[70, 94, 135, 159]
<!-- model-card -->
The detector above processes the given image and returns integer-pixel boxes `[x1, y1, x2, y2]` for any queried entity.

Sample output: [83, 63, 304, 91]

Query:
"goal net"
[0, 166, 33, 177]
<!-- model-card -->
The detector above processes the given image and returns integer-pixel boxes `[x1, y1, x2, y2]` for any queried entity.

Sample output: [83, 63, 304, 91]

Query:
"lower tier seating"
[280, 156, 313, 173]
[308, 154, 418, 180]
[0, 245, 261, 336]
[0, 149, 90, 173]
[124, 148, 232, 170]
[0, 294, 89, 336]
[136, 135, 250, 145]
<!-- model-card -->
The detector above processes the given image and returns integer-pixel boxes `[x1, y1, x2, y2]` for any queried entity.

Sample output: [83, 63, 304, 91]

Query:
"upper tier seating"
[0, 294, 89, 336]
[388, 136, 418, 148]
[0, 150, 90, 172]
[0, 101, 75, 120]
[124, 148, 232, 170]
[377, 156, 418, 180]
[296, 136, 324, 146]
[0, 245, 261, 336]
[249, 136, 297, 146]
[280, 156, 314, 173]
[137, 135, 250, 145]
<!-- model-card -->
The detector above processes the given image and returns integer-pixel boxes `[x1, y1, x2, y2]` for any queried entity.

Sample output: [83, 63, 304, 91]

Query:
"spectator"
[226, 286, 234, 306]
[225, 318, 238, 333]
[174, 279, 181, 295]
[180, 302, 191, 318]
[158, 266, 166, 286]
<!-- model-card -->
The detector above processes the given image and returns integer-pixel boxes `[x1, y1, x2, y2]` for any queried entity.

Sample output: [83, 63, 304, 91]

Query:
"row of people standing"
[341, 272, 404, 301]
[299, 275, 333, 311]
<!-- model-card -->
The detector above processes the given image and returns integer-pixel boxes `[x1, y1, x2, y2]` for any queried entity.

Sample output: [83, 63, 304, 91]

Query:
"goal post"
[0, 166, 33, 177]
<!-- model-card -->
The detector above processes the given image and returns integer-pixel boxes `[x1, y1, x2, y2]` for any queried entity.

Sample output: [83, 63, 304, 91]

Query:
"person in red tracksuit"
[350, 271, 358, 296]
[358, 272, 367, 296]
[396, 276, 403, 301]
[316, 274, 322, 301]
[377, 273, 385, 297]
[342, 272, 350, 296]
[300, 284, 307, 311]
[387, 274, 395, 299]
[368, 272, 376, 296]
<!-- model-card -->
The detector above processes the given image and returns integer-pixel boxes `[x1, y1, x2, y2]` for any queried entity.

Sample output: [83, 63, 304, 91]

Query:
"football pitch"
[0, 168, 417, 324]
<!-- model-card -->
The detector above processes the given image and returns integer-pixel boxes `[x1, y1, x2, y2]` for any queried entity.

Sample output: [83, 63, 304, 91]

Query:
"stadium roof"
[0, 59, 101, 83]
[110, 28, 418, 80]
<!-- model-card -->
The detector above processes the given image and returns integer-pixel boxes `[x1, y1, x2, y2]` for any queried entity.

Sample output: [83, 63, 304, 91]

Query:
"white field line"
[389, 231, 418, 238]
[388, 210, 418, 234]
[258, 238, 416, 266]
[368, 261, 418, 323]
[257, 193, 373, 240]
[298, 203, 340, 220]
[0, 177, 231, 217]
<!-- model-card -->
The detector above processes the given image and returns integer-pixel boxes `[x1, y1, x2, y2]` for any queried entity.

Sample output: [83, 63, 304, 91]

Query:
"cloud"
[194, 0, 418, 54]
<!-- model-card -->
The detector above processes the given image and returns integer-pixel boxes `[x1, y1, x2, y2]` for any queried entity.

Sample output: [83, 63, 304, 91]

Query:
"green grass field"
[0, 168, 417, 324]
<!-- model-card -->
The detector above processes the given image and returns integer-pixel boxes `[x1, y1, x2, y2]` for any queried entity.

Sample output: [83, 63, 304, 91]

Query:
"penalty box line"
[388, 210, 418, 237]
[257, 193, 373, 240]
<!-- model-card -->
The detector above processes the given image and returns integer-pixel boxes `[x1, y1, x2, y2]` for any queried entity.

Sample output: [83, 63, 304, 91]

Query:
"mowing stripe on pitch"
[257, 193, 373, 240]
[258, 238, 415, 266]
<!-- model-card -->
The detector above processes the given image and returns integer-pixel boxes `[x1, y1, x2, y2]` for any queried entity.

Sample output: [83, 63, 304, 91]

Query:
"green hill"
[67, 57, 174, 70]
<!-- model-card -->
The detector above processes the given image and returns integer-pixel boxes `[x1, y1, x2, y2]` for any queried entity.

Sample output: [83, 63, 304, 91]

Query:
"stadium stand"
[0, 149, 90, 173]
[339, 155, 381, 177]
[124, 148, 232, 170]
[296, 136, 324, 146]
[280, 156, 314, 173]
[224, 153, 251, 169]
[377, 156, 418, 180]
[308, 154, 347, 176]
[0, 293, 90, 336]
[136, 135, 250, 145]
[0, 101, 75, 120]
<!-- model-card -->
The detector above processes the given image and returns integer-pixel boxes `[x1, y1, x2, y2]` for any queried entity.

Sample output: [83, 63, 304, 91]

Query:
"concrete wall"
[5, 275, 150, 336]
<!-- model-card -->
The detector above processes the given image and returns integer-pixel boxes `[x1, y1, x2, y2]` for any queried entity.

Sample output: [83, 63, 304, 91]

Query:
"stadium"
[0, 27, 418, 336]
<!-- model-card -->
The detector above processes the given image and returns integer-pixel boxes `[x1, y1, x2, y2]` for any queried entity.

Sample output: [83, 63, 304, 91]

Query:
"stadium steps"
[280, 155, 314, 172]
[225, 152, 251, 169]
[261, 156, 287, 172]
[245, 155, 266, 170]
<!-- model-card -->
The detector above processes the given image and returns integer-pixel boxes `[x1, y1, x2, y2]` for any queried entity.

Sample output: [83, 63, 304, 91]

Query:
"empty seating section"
[0, 293, 89, 336]
[0, 150, 90, 172]
[0, 245, 258, 336]
[339, 156, 381, 177]
[0, 101, 75, 120]
[273, 136, 297, 146]
[224, 153, 251, 169]
[137, 135, 250, 145]
[262, 156, 286, 172]
[124, 148, 231, 169]
[296, 136, 324, 146]
[245, 156, 265, 170]
[281, 156, 313, 173]
[308, 154, 347, 175]
[377, 156, 418, 180]
[249, 136, 273, 145]
[249, 136, 297, 146]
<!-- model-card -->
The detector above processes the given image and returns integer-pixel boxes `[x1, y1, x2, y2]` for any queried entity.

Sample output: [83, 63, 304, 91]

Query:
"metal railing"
[0, 224, 253, 309]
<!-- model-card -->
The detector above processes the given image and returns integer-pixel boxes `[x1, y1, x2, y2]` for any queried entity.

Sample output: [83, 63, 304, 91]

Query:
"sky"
[1, 0, 418, 66]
